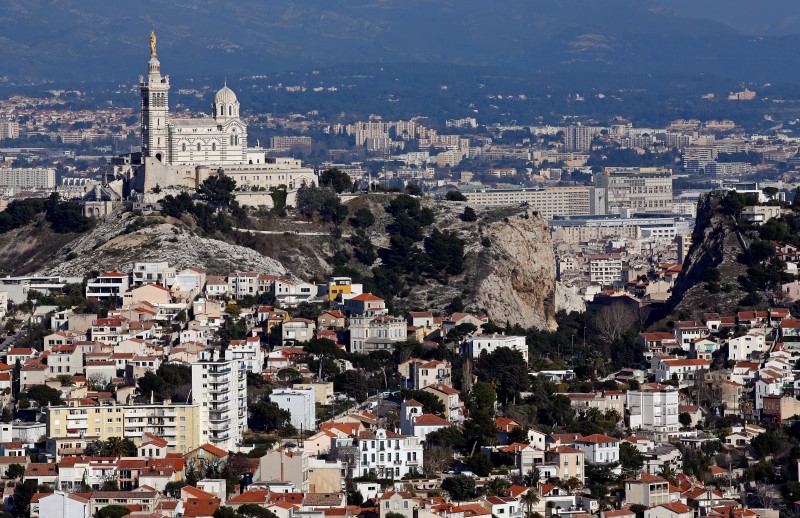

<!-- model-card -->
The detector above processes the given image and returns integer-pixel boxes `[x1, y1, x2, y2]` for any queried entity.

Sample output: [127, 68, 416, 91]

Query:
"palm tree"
[521, 490, 540, 518]
[658, 464, 676, 484]
[103, 437, 124, 458]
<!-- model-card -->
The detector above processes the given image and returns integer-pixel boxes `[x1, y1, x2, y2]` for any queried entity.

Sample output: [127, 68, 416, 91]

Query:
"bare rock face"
[474, 213, 559, 331]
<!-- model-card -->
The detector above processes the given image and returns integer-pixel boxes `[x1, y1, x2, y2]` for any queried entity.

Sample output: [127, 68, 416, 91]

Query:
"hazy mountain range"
[2, 0, 800, 84]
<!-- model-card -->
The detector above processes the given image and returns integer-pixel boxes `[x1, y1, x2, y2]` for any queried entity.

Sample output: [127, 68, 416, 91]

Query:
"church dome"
[214, 85, 238, 105]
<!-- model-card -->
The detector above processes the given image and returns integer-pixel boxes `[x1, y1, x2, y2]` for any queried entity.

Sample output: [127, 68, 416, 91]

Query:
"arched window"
[228, 105, 232, 116]
[212, 143, 216, 151]
[197, 143, 201, 151]
[182, 143, 186, 152]
[220, 106, 223, 116]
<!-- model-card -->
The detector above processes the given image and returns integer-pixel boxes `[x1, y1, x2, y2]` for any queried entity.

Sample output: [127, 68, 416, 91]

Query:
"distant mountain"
[2, 0, 800, 84]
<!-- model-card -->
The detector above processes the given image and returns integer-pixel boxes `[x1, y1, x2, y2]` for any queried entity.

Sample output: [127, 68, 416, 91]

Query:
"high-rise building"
[191, 349, 247, 451]
[626, 385, 679, 439]
[0, 167, 56, 190]
[270, 388, 316, 432]
[594, 167, 673, 214]
[564, 125, 594, 152]
[461, 186, 606, 218]
[0, 121, 19, 140]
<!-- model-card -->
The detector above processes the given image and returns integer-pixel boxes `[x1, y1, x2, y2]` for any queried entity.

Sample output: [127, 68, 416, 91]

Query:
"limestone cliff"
[666, 194, 750, 319]
[472, 213, 560, 330]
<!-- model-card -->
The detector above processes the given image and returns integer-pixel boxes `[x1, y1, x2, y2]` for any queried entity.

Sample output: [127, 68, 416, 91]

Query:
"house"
[422, 384, 464, 422]
[379, 491, 415, 518]
[482, 496, 522, 518]
[654, 358, 709, 385]
[624, 473, 673, 507]
[728, 329, 768, 361]
[344, 293, 387, 317]
[273, 279, 319, 307]
[399, 359, 452, 390]
[781, 318, 800, 340]
[86, 272, 130, 299]
[353, 428, 423, 479]
[33, 492, 90, 518]
[637, 332, 680, 358]
[282, 318, 317, 344]
[672, 321, 709, 351]
[545, 446, 584, 480]
[575, 435, 620, 474]
[123, 283, 173, 307]
[400, 400, 451, 441]
[317, 310, 346, 329]
[689, 339, 719, 361]
[644, 503, 693, 518]
[463, 334, 528, 363]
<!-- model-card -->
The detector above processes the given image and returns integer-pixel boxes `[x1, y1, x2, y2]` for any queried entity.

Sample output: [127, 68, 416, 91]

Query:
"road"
[232, 227, 351, 238]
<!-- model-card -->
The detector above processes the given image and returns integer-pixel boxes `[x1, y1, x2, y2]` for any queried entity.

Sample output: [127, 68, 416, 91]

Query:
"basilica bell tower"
[140, 31, 170, 163]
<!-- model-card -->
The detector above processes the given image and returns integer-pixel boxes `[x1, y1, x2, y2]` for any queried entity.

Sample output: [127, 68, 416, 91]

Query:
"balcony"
[209, 423, 231, 433]
[208, 384, 230, 394]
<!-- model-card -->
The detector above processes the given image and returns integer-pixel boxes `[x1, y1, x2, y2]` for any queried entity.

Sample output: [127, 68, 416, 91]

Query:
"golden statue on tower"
[150, 31, 157, 58]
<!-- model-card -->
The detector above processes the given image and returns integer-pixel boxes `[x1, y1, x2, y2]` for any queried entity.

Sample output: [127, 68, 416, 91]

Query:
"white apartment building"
[463, 334, 528, 363]
[132, 262, 176, 287]
[191, 350, 247, 451]
[270, 388, 316, 432]
[85, 272, 130, 299]
[0, 120, 19, 140]
[595, 168, 673, 214]
[627, 385, 680, 438]
[274, 279, 319, 307]
[575, 434, 621, 474]
[354, 428, 423, 478]
[654, 359, 710, 384]
[0, 167, 55, 189]
[588, 255, 623, 285]
[461, 187, 603, 218]
[728, 329, 768, 361]
[349, 315, 407, 353]
[673, 321, 709, 351]
[227, 337, 264, 373]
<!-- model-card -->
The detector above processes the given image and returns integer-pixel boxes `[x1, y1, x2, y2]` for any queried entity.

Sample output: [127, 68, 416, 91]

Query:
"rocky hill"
[0, 195, 581, 331]
[665, 194, 751, 320]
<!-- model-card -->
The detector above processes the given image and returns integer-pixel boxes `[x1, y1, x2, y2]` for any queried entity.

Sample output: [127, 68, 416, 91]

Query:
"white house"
[627, 385, 680, 439]
[672, 321, 709, 351]
[85, 272, 130, 299]
[463, 334, 528, 363]
[728, 329, 768, 361]
[270, 388, 316, 432]
[575, 434, 621, 474]
[353, 428, 423, 479]
[654, 358, 709, 384]
[32, 491, 90, 518]
[399, 399, 451, 441]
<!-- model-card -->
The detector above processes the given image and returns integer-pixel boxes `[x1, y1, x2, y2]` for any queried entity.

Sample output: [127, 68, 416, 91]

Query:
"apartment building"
[0, 167, 55, 189]
[46, 401, 202, 457]
[227, 338, 264, 373]
[575, 434, 620, 472]
[626, 385, 680, 438]
[270, 388, 316, 432]
[463, 334, 528, 363]
[462, 187, 604, 219]
[588, 255, 623, 285]
[594, 168, 672, 214]
[349, 315, 406, 353]
[191, 350, 247, 451]
[624, 473, 673, 507]
[132, 262, 176, 287]
[0, 120, 19, 140]
[86, 272, 130, 300]
[353, 428, 423, 479]
[399, 359, 452, 390]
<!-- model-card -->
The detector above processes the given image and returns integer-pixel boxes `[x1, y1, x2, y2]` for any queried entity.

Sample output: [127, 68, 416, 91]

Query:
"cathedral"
[131, 32, 316, 199]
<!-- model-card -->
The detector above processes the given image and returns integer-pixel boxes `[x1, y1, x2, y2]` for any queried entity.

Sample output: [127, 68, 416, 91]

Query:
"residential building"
[588, 255, 623, 285]
[654, 358, 710, 384]
[461, 186, 603, 218]
[86, 272, 130, 300]
[0, 167, 55, 189]
[545, 446, 584, 480]
[624, 473, 672, 507]
[46, 401, 202, 457]
[575, 434, 621, 473]
[132, 262, 176, 287]
[191, 350, 247, 451]
[594, 167, 673, 214]
[353, 428, 423, 478]
[627, 385, 680, 438]
[270, 388, 316, 432]
[399, 359, 452, 390]
[463, 334, 528, 363]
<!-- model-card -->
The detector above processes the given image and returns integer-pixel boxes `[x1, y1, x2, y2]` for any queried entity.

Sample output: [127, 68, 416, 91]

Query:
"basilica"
[131, 33, 316, 199]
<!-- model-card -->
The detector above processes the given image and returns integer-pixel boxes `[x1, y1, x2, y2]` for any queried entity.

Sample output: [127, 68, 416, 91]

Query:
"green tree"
[320, 168, 353, 193]
[470, 382, 497, 412]
[24, 385, 63, 406]
[197, 175, 237, 209]
[485, 476, 510, 496]
[13, 480, 39, 517]
[238, 504, 279, 518]
[442, 474, 477, 500]
[520, 490, 540, 518]
[213, 508, 239, 518]
[446, 190, 467, 201]
[475, 347, 529, 405]
[5, 464, 24, 480]
[96, 505, 131, 518]
[350, 230, 377, 266]
[465, 453, 492, 476]
[424, 229, 465, 278]
[349, 208, 376, 229]
[249, 400, 293, 433]
[678, 412, 692, 429]
[333, 370, 369, 402]
[620, 441, 644, 474]
[461, 207, 477, 222]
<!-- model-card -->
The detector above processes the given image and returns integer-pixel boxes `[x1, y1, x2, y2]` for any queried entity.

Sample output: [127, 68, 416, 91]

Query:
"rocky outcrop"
[666, 194, 749, 318]
[42, 209, 287, 277]
[473, 213, 559, 330]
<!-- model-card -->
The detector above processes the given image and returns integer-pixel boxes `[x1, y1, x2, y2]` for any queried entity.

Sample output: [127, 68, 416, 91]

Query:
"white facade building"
[588, 255, 623, 285]
[0, 167, 55, 190]
[728, 330, 768, 361]
[85, 272, 130, 299]
[270, 388, 316, 432]
[227, 338, 265, 373]
[463, 334, 528, 363]
[191, 350, 247, 451]
[627, 386, 680, 438]
[354, 428, 423, 479]
[575, 434, 621, 474]
[132, 262, 176, 287]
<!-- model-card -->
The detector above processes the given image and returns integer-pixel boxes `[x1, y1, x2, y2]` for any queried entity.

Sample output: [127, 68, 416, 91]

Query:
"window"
[197, 143, 202, 151]
[182, 143, 186, 152]
[212, 143, 216, 151]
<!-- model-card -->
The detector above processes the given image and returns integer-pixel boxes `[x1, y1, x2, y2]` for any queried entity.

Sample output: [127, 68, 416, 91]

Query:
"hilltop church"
[128, 33, 316, 198]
